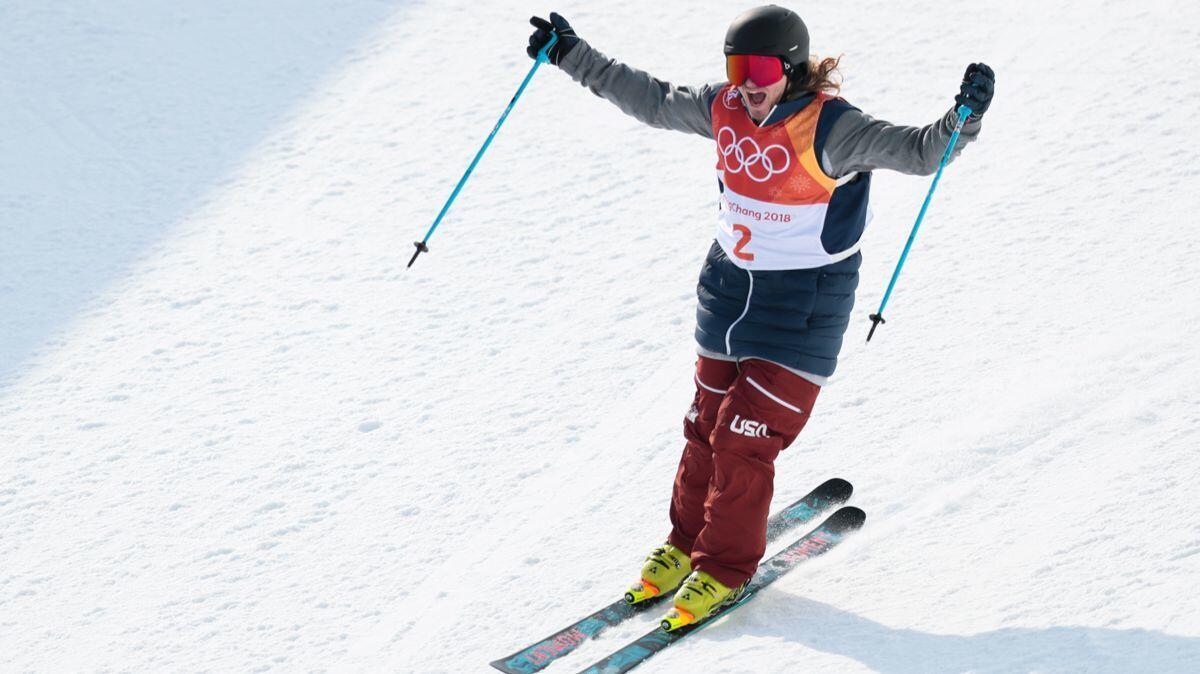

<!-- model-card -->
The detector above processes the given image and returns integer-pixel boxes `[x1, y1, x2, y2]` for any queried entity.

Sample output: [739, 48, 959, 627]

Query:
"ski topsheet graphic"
[490, 478, 853, 674]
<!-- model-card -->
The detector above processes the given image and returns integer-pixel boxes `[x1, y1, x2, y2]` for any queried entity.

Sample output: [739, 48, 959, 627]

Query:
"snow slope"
[3, 0, 1200, 672]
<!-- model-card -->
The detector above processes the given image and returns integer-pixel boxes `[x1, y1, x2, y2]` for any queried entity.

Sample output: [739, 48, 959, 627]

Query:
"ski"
[489, 478, 853, 674]
[576, 506, 866, 674]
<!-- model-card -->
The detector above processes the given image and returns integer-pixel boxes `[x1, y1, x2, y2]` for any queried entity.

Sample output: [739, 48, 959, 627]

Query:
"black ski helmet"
[724, 5, 810, 76]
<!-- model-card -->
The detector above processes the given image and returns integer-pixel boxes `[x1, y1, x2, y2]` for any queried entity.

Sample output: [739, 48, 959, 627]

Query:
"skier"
[527, 6, 994, 630]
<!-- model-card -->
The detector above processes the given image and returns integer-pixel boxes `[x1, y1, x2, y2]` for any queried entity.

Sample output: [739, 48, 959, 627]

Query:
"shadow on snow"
[0, 1, 401, 391]
[707, 595, 1200, 673]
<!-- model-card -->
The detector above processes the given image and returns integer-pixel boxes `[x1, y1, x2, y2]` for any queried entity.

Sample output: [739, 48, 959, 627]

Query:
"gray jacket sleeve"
[558, 39, 719, 139]
[821, 107, 982, 177]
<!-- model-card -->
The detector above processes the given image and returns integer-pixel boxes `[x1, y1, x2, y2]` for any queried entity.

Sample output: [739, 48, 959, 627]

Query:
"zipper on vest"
[724, 268, 754, 355]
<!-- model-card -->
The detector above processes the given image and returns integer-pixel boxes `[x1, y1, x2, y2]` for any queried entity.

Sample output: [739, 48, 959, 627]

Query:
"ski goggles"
[726, 54, 785, 87]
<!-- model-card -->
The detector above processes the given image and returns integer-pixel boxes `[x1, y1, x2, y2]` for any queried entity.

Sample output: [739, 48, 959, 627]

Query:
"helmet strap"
[782, 61, 809, 102]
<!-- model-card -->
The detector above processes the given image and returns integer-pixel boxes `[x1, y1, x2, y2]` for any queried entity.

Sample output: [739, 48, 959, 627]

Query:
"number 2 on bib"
[733, 224, 755, 261]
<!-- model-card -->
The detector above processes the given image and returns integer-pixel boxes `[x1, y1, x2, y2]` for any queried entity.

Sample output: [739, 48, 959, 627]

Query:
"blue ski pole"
[407, 32, 559, 268]
[866, 103, 973, 342]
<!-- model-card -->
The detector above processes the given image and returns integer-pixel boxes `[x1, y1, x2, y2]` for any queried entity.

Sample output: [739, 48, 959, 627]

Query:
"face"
[739, 76, 788, 122]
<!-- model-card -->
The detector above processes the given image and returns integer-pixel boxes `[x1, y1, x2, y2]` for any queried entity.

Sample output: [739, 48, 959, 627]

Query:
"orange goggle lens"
[726, 54, 785, 87]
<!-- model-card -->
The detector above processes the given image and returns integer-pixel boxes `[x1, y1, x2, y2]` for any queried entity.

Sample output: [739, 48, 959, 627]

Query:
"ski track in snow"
[3, 0, 1200, 672]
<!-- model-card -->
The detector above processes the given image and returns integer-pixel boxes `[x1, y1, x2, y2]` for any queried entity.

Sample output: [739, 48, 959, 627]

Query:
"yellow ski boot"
[624, 543, 692, 604]
[660, 570, 746, 631]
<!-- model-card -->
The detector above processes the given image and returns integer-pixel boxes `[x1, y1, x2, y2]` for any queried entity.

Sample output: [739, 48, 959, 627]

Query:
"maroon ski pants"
[666, 356, 821, 587]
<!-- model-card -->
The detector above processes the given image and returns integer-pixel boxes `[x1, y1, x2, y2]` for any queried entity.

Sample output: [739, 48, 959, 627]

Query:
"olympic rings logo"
[716, 126, 791, 183]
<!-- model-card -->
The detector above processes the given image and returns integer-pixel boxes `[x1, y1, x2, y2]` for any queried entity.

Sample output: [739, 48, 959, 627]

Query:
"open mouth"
[747, 92, 767, 107]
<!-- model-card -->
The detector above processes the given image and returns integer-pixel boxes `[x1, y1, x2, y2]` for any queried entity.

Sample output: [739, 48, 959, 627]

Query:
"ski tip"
[825, 506, 867, 533]
[817, 477, 854, 501]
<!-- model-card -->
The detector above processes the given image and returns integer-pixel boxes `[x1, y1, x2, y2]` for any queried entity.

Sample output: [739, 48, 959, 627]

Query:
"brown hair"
[793, 55, 844, 96]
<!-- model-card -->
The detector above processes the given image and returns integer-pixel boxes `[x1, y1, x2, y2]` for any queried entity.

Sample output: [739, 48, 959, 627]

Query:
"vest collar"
[755, 92, 817, 128]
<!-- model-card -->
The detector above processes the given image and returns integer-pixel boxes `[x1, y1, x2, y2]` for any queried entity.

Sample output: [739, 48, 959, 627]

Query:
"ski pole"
[866, 103, 973, 342]
[407, 33, 559, 269]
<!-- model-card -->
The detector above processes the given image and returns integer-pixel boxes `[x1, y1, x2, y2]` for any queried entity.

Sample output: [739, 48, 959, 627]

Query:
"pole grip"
[537, 32, 560, 64]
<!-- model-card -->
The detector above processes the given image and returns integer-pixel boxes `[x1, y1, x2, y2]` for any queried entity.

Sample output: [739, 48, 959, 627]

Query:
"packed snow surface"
[3, 0, 1199, 672]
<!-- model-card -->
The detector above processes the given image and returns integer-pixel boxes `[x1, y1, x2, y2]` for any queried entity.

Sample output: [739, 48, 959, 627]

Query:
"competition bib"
[711, 87, 865, 270]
